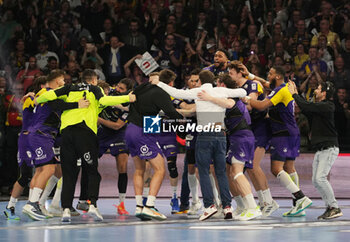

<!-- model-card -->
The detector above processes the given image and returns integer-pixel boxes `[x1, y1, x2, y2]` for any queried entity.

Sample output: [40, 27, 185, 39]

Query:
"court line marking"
[3, 219, 350, 231]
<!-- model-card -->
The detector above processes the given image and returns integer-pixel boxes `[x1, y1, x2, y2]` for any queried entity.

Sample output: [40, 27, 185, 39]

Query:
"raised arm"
[197, 90, 235, 108]
[157, 81, 197, 100]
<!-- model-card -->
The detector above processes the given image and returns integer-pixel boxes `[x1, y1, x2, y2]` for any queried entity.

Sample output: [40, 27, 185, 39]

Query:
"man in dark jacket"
[288, 80, 343, 220]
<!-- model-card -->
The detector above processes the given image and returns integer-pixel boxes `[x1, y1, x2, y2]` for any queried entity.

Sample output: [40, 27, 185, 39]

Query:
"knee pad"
[167, 156, 178, 178]
[17, 172, 32, 187]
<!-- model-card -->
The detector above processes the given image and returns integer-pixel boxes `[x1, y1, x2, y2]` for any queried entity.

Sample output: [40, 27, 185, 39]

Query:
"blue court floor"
[1, 198, 350, 242]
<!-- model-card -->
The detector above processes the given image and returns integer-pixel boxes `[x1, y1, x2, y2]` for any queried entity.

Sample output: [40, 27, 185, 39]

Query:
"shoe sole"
[135, 213, 152, 221]
[142, 213, 167, 221]
[237, 213, 262, 221]
[290, 201, 313, 215]
[61, 217, 71, 223]
[22, 210, 46, 221]
[199, 211, 217, 221]
[88, 213, 103, 221]
[319, 212, 343, 220]
[175, 210, 189, 214]
[224, 212, 233, 219]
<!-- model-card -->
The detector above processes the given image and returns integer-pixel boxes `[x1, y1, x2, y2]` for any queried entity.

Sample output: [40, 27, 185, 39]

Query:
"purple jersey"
[21, 97, 35, 131]
[241, 79, 267, 122]
[225, 99, 251, 133]
[28, 88, 61, 136]
[267, 83, 300, 137]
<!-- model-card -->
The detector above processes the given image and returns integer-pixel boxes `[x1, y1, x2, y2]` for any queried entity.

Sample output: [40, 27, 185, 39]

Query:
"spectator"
[35, 39, 59, 70]
[329, 56, 350, 91]
[123, 54, 147, 87]
[15, 56, 41, 92]
[311, 19, 341, 48]
[122, 18, 148, 53]
[299, 46, 328, 81]
[294, 43, 309, 73]
[99, 36, 129, 85]
[42, 56, 59, 75]
[334, 88, 350, 151]
[300, 72, 322, 102]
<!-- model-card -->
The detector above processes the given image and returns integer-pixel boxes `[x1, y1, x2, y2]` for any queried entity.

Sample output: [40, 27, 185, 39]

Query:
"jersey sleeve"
[267, 87, 285, 106]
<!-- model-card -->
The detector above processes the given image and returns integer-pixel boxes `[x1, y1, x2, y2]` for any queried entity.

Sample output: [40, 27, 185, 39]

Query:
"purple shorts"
[226, 130, 254, 169]
[28, 132, 57, 167]
[157, 132, 177, 158]
[251, 118, 271, 150]
[98, 129, 129, 157]
[125, 123, 162, 160]
[185, 132, 197, 150]
[270, 135, 300, 161]
[18, 132, 34, 168]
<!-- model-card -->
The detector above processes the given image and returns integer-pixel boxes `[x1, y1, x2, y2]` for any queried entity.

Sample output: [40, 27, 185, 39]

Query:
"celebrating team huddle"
[4, 51, 342, 223]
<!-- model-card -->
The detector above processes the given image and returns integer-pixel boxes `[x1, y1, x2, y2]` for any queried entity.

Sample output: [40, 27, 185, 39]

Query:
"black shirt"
[293, 94, 338, 150]
[128, 82, 183, 127]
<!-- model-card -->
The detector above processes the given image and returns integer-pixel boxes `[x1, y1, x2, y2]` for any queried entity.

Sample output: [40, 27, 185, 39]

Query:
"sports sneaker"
[76, 200, 90, 212]
[188, 201, 202, 215]
[4, 207, 20, 220]
[283, 207, 306, 217]
[22, 202, 47, 221]
[290, 196, 312, 215]
[135, 205, 151, 221]
[199, 204, 217, 221]
[223, 206, 233, 219]
[262, 200, 279, 217]
[237, 207, 262, 221]
[175, 204, 189, 214]
[61, 208, 71, 223]
[170, 194, 180, 214]
[317, 207, 343, 220]
[115, 202, 129, 215]
[232, 207, 245, 219]
[142, 206, 167, 221]
[70, 207, 81, 216]
[48, 205, 63, 217]
[39, 204, 53, 218]
[87, 205, 103, 221]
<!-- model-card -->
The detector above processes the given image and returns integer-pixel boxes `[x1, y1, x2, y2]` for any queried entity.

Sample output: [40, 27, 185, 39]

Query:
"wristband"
[248, 73, 255, 80]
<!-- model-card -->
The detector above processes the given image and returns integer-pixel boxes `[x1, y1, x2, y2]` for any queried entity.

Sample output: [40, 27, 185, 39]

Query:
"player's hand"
[78, 98, 90, 108]
[149, 76, 159, 85]
[128, 92, 136, 102]
[288, 80, 298, 95]
[197, 90, 212, 101]
[238, 63, 249, 76]
[241, 96, 251, 104]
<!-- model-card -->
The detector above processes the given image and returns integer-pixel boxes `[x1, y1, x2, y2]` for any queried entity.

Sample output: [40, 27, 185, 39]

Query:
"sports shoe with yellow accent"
[142, 206, 167, 221]
[237, 207, 262, 221]
[283, 207, 306, 217]
[115, 202, 129, 215]
[290, 196, 312, 215]
[262, 200, 279, 217]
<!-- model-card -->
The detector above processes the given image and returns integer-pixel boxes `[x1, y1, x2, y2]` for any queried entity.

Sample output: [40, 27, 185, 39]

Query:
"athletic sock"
[243, 193, 257, 209]
[30, 187, 43, 203]
[119, 193, 126, 204]
[146, 195, 156, 207]
[8, 197, 18, 208]
[29, 188, 33, 201]
[188, 174, 199, 203]
[39, 176, 59, 205]
[257, 190, 264, 206]
[234, 195, 245, 209]
[51, 178, 62, 207]
[277, 170, 300, 194]
[171, 186, 177, 197]
[289, 172, 299, 187]
[135, 195, 143, 207]
[262, 188, 273, 205]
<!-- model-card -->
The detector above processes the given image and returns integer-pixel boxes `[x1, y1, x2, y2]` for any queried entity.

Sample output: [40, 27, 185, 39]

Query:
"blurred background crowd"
[0, 0, 349, 194]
